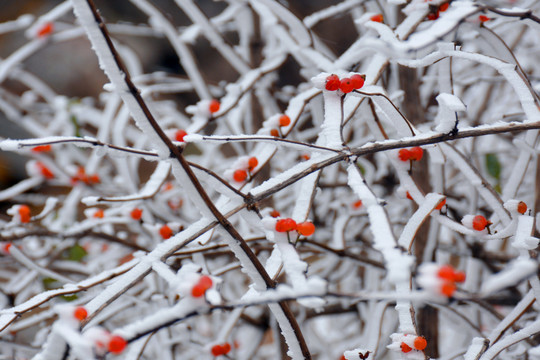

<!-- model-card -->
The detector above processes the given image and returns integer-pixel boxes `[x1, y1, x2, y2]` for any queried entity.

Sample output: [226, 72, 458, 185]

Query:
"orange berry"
[175, 130, 187, 142]
[37, 22, 54, 37]
[233, 169, 248, 182]
[325, 74, 340, 91]
[370, 14, 383, 23]
[409, 147, 423, 161]
[435, 198, 446, 210]
[478, 15, 490, 22]
[130, 208, 143, 220]
[453, 271, 466, 283]
[275, 218, 297, 232]
[211, 344, 224, 356]
[401, 342, 412, 353]
[339, 78, 354, 93]
[270, 129, 280, 137]
[159, 225, 173, 239]
[18, 205, 31, 223]
[437, 265, 455, 281]
[414, 336, 427, 351]
[191, 283, 206, 297]
[440, 282, 456, 297]
[398, 149, 411, 161]
[269, 210, 280, 218]
[350, 74, 365, 89]
[439, 3, 449, 11]
[352, 200, 363, 209]
[198, 275, 213, 290]
[108, 335, 127, 354]
[248, 157, 258, 171]
[37, 162, 54, 179]
[472, 215, 489, 231]
[73, 307, 88, 321]
[222, 342, 231, 354]
[517, 201, 527, 215]
[301, 154, 310, 160]
[31, 145, 51, 152]
[4, 243, 12, 254]
[279, 115, 291, 127]
[297, 222, 315, 236]
[93, 209, 104, 218]
[209, 99, 220, 113]
[89, 174, 100, 184]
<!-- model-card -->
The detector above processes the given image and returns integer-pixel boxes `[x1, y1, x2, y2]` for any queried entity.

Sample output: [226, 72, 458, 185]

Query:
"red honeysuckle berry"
[427, 11, 439, 20]
[406, 191, 413, 200]
[93, 209, 104, 218]
[301, 154, 310, 160]
[248, 157, 258, 171]
[198, 275, 213, 290]
[297, 222, 315, 236]
[339, 78, 354, 93]
[439, 2, 449, 11]
[435, 198, 446, 210]
[472, 215, 489, 231]
[89, 174, 100, 184]
[191, 283, 206, 298]
[32, 145, 51, 152]
[409, 147, 423, 161]
[353, 200, 363, 209]
[453, 271, 466, 283]
[279, 115, 291, 127]
[270, 210, 281, 218]
[341, 355, 346, 360]
[437, 265, 455, 281]
[37, 22, 54, 37]
[233, 169, 248, 182]
[37, 162, 54, 179]
[73, 306, 88, 321]
[18, 205, 31, 223]
[517, 201, 527, 215]
[370, 14, 384, 23]
[222, 342, 231, 354]
[414, 336, 427, 351]
[350, 74, 365, 90]
[130, 208, 143, 220]
[3, 243, 12, 254]
[275, 218, 297, 232]
[270, 129, 280, 137]
[160, 225, 173, 239]
[398, 149, 411, 161]
[401, 342, 412, 353]
[175, 130, 188, 142]
[108, 335, 127, 354]
[325, 74, 340, 91]
[209, 99, 220, 113]
[440, 281, 456, 297]
[211, 344, 224, 356]
[479, 15, 490, 22]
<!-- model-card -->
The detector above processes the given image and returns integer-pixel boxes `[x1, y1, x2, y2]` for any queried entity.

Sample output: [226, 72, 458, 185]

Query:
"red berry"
[325, 74, 340, 91]
[3, 243, 12, 254]
[352, 200, 363, 209]
[275, 218, 297, 232]
[248, 157, 258, 171]
[18, 205, 31, 223]
[279, 115, 291, 127]
[198, 275, 213, 290]
[209, 99, 220, 113]
[191, 283, 206, 297]
[89, 174, 100, 184]
[414, 336, 427, 351]
[73, 307, 88, 321]
[31, 145, 51, 152]
[370, 14, 383, 23]
[517, 201, 527, 215]
[175, 130, 187, 142]
[211, 344, 224, 356]
[339, 78, 354, 93]
[401, 342, 412, 353]
[453, 271, 466, 283]
[108, 335, 127, 354]
[233, 169, 248, 182]
[301, 154, 310, 160]
[398, 149, 411, 161]
[130, 208, 143, 220]
[350, 74, 365, 89]
[409, 147, 423, 161]
[160, 225, 173, 239]
[37, 22, 54, 37]
[269, 210, 281, 218]
[297, 222, 315, 236]
[270, 129, 280, 137]
[37, 162, 54, 179]
[440, 282, 456, 297]
[439, 3, 449, 11]
[93, 209, 104, 218]
[435, 198, 446, 210]
[437, 265, 455, 281]
[406, 191, 413, 200]
[427, 11, 439, 20]
[478, 15, 490, 22]
[472, 215, 489, 231]
[222, 343, 231, 354]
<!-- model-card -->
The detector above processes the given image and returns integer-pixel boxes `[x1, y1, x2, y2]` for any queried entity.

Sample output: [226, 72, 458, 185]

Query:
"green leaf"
[61, 294, 78, 302]
[357, 163, 366, 176]
[42, 277, 59, 290]
[66, 244, 87, 262]
[485, 153, 501, 180]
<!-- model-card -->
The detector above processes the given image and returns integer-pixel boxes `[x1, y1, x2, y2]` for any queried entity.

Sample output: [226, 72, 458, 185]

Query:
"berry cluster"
[211, 342, 231, 356]
[191, 275, 213, 298]
[400, 336, 427, 353]
[436, 265, 466, 297]
[71, 166, 100, 185]
[427, 2, 449, 20]
[232, 156, 258, 183]
[270, 114, 291, 137]
[417, 263, 466, 298]
[398, 147, 423, 162]
[325, 74, 365, 94]
[275, 218, 316, 236]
